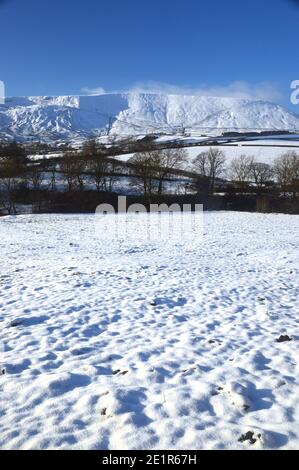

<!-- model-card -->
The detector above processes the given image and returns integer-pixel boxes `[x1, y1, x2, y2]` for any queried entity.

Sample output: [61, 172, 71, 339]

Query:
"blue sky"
[0, 0, 298, 110]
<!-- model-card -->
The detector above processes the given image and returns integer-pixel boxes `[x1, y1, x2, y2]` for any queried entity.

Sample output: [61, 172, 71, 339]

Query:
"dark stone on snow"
[276, 335, 293, 343]
[238, 431, 261, 445]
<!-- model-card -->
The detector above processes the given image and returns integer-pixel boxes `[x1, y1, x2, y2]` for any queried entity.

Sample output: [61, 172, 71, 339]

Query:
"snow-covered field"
[113, 141, 299, 168]
[0, 212, 298, 450]
[184, 144, 299, 166]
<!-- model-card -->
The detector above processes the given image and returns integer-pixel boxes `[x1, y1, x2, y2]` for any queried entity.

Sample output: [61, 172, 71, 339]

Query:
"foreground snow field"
[0, 212, 298, 450]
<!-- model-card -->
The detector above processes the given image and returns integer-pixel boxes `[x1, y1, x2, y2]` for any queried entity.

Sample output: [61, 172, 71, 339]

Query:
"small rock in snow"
[276, 335, 293, 343]
[238, 431, 261, 445]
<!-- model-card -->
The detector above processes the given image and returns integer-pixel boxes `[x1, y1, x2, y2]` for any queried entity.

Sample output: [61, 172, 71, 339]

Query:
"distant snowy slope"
[1, 93, 299, 142]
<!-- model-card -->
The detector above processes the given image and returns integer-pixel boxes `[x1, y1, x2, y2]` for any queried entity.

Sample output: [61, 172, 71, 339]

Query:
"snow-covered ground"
[114, 142, 299, 168]
[0, 212, 298, 450]
[27, 152, 62, 162]
[184, 143, 299, 166]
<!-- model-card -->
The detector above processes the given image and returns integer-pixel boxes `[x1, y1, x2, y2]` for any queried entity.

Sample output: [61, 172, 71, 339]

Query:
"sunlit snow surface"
[1, 93, 299, 141]
[0, 212, 298, 449]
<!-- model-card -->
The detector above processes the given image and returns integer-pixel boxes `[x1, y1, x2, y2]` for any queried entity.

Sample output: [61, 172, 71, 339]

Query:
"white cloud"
[81, 86, 106, 95]
[128, 80, 283, 102]
[0, 80, 5, 104]
[80, 80, 283, 103]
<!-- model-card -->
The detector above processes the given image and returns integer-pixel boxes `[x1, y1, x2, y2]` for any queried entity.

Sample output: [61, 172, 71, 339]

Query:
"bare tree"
[151, 148, 187, 196]
[229, 155, 253, 189]
[193, 148, 226, 195]
[60, 153, 87, 192]
[49, 164, 58, 192]
[104, 159, 119, 192]
[81, 138, 98, 158]
[24, 165, 46, 212]
[73, 157, 88, 192]
[249, 159, 273, 194]
[26, 165, 44, 191]
[88, 156, 109, 192]
[0, 141, 27, 165]
[41, 160, 57, 192]
[274, 152, 299, 196]
[0, 143, 28, 214]
[0, 159, 23, 214]
[129, 152, 158, 198]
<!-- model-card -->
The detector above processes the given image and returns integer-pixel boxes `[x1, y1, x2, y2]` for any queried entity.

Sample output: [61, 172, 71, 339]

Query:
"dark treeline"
[1, 139, 299, 215]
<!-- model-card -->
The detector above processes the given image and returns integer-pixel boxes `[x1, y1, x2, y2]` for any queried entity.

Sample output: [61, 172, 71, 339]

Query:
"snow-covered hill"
[1, 93, 299, 142]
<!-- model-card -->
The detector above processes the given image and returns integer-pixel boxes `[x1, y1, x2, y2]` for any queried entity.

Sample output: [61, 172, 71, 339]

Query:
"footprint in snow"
[9, 316, 49, 327]
[211, 386, 223, 396]
[149, 297, 187, 309]
[216, 382, 251, 411]
[9, 319, 24, 327]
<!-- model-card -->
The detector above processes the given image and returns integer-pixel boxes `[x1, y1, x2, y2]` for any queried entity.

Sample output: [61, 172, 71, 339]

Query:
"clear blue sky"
[0, 0, 298, 110]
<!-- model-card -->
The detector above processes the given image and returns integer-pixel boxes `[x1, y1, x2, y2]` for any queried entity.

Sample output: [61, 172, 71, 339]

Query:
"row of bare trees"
[129, 148, 187, 197]
[0, 143, 28, 213]
[1, 139, 299, 214]
[192, 148, 226, 195]
[129, 147, 299, 197]
[229, 151, 299, 195]
[0, 140, 121, 213]
[60, 154, 118, 193]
